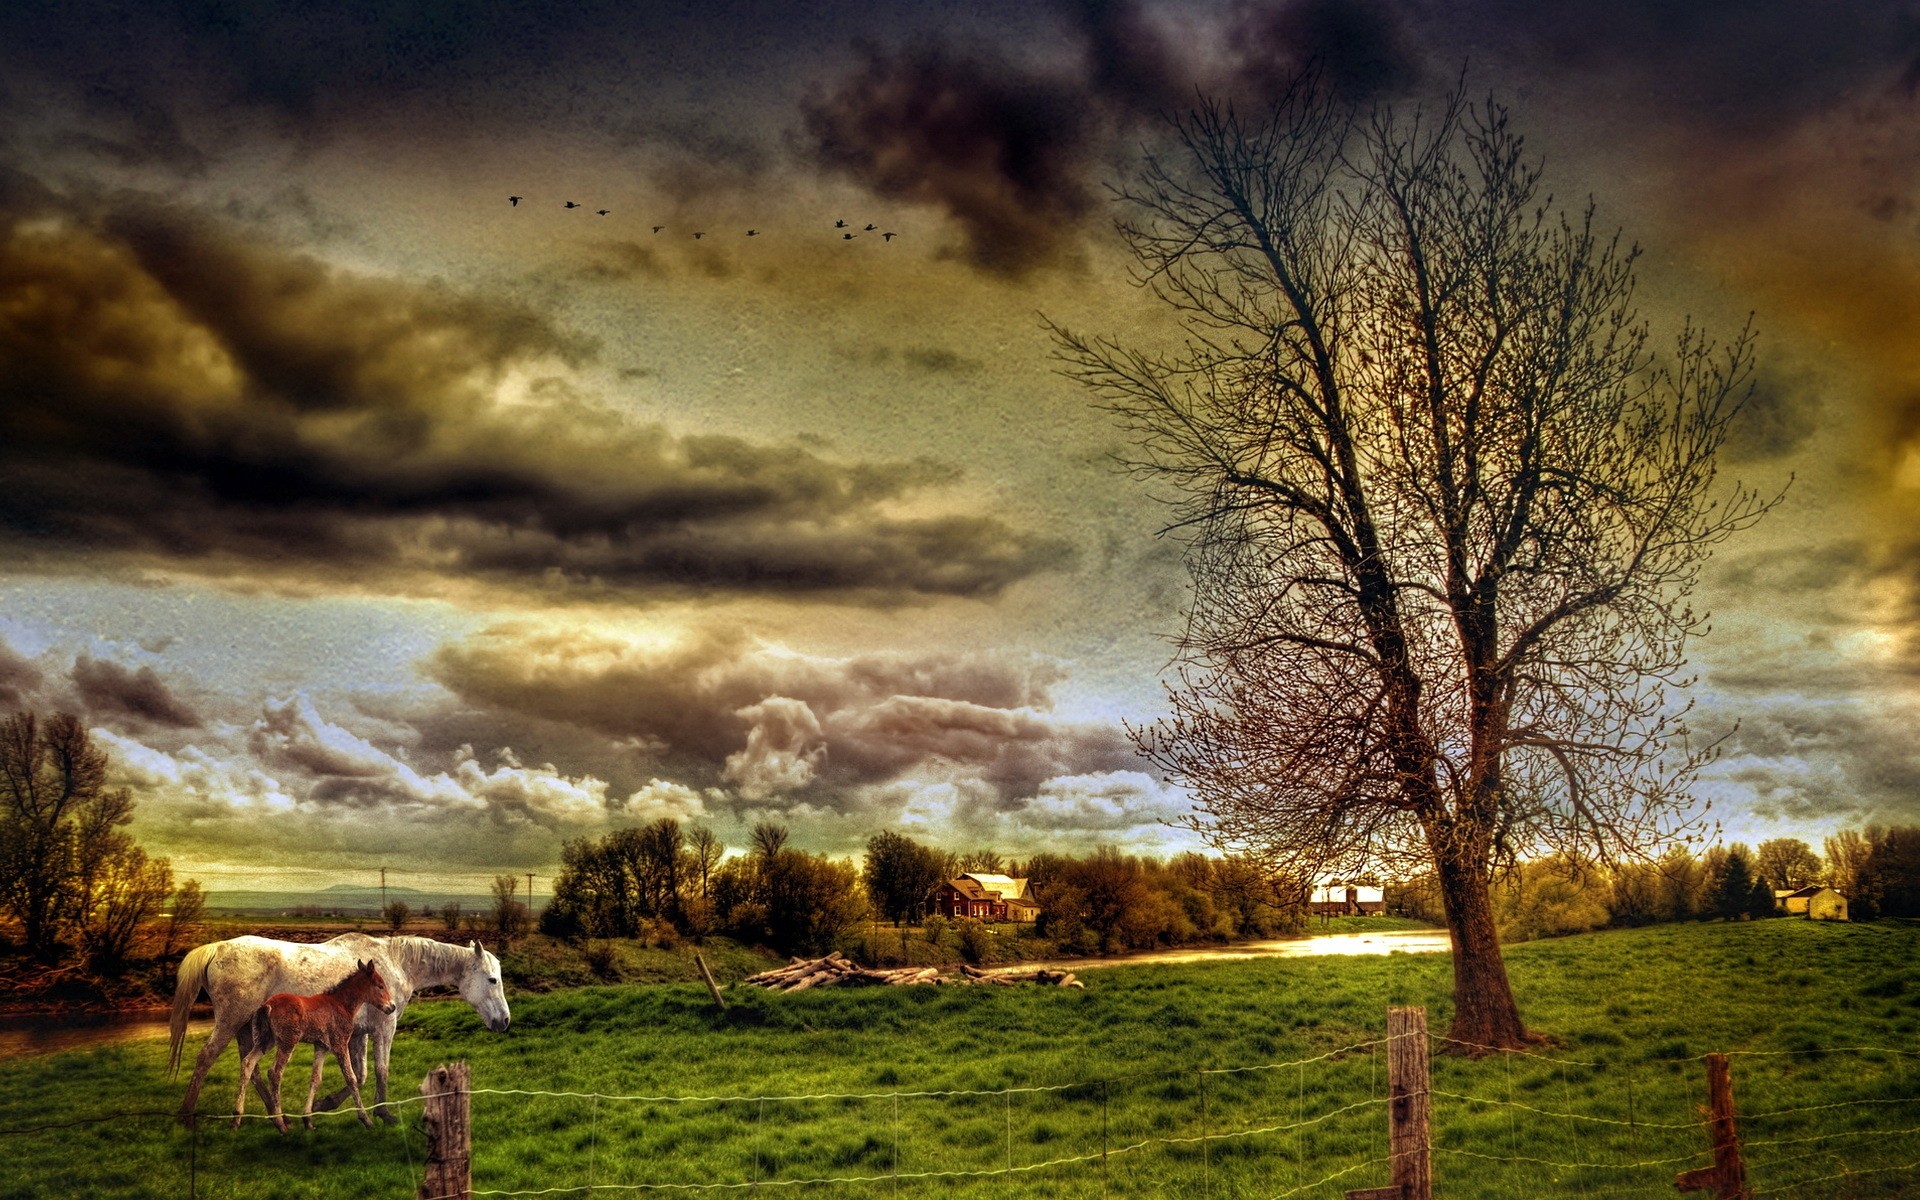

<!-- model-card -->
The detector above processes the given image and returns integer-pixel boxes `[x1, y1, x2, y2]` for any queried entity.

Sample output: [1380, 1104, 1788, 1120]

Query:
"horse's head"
[458, 942, 511, 1032]
[355, 958, 398, 1016]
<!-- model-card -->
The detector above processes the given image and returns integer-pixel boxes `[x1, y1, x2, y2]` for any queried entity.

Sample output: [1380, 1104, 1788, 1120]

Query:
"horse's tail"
[168, 941, 218, 1076]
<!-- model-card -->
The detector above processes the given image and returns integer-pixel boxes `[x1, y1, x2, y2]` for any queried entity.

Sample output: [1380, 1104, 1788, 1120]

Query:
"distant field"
[3, 919, 1918, 1198]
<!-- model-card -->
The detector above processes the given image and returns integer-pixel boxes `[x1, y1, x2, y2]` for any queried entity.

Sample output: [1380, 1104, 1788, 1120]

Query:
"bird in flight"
[565, 201, 581, 209]
[694, 231, 705, 239]
[882, 231, 897, 241]
[834, 219, 847, 228]
[508, 196, 522, 206]
[864, 224, 876, 231]
[746, 229, 759, 237]
[843, 232, 857, 240]
[597, 209, 610, 216]
[652, 225, 665, 233]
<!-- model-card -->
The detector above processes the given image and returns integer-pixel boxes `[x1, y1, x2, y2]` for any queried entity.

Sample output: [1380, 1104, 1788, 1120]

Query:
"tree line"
[540, 822, 1305, 956]
[1391, 829, 1920, 942]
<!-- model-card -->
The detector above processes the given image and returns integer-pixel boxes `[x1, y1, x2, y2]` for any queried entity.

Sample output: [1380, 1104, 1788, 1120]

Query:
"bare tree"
[749, 821, 790, 866]
[1053, 80, 1773, 1047]
[687, 826, 724, 900]
[162, 879, 206, 959]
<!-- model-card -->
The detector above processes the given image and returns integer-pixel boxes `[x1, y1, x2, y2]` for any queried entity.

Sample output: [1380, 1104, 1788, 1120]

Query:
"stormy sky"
[2, 0, 1917, 888]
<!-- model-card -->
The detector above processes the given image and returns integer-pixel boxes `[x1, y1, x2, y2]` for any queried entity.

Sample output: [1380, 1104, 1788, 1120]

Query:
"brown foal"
[233, 959, 397, 1131]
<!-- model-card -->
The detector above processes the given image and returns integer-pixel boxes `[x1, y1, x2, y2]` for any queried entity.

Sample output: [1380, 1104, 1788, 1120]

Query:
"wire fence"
[4, 1028, 1918, 1196]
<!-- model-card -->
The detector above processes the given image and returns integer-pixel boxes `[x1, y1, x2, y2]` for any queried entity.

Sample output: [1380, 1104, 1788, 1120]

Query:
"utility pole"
[380, 866, 387, 914]
[525, 872, 535, 912]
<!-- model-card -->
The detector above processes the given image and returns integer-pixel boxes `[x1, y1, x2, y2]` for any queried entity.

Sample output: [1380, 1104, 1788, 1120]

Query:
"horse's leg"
[344, 1037, 375, 1128]
[233, 1038, 265, 1130]
[178, 1018, 242, 1125]
[266, 1043, 294, 1134]
[304, 1047, 326, 1130]
[236, 1018, 277, 1111]
[370, 1018, 398, 1124]
[314, 1026, 366, 1112]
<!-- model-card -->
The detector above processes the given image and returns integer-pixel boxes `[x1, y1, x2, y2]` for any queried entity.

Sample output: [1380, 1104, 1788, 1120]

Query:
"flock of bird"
[506, 195, 898, 241]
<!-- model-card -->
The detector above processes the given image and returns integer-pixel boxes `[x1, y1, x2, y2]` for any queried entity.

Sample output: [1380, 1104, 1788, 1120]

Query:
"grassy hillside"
[2, 919, 1917, 1198]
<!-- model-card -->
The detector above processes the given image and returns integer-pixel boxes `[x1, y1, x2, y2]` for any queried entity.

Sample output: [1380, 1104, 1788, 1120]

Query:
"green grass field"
[3, 919, 1918, 1198]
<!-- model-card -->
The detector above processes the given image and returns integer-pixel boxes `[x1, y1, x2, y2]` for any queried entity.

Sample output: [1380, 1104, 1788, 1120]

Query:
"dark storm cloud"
[428, 624, 1139, 813]
[0, 194, 1061, 600]
[70, 654, 201, 729]
[0, 2, 569, 145]
[802, 42, 1098, 278]
[0, 641, 44, 712]
[1226, 0, 1424, 106]
[1063, 0, 1194, 114]
[1721, 365, 1821, 464]
[1437, 0, 1919, 138]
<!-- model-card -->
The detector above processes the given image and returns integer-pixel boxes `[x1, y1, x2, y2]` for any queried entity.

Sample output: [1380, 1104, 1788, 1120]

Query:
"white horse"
[169, 932, 510, 1125]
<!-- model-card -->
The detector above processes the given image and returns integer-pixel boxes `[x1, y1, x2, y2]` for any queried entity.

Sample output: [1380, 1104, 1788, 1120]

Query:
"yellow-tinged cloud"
[0, 189, 1065, 603]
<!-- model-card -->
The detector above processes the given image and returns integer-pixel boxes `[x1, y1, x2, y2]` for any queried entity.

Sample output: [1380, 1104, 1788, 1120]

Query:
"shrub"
[954, 918, 993, 965]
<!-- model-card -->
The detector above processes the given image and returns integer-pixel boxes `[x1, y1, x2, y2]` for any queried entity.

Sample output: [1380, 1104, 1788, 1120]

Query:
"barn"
[1775, 885, 1849, 921]
[933, 873, 1039, 922]
[1309, 881, 1385, 917]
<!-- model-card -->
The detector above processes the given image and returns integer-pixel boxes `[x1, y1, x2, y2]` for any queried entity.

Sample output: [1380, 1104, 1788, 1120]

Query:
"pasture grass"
[3, 918, 1919, 1198]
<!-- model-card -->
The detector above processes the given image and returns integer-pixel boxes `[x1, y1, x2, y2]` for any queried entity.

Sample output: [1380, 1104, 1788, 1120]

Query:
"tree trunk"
[1431, 837, 1529, 1051]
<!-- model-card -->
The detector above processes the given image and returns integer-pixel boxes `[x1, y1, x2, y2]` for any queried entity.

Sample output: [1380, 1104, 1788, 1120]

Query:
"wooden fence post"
[420, 1061, 472, 1200]
[1347, 1005, 1431, 1200]
[1675, 1053, 1750, 1199]
[694, 951, 728, 1011]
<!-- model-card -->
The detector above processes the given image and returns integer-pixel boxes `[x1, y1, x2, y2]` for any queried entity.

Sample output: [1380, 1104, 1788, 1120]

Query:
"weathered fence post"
[694, 951, 728, 1011]
[1675, 1053, 1750, 1199]
[420, 1062, 472, 1200]
[1346, 1005, 1431, 1200]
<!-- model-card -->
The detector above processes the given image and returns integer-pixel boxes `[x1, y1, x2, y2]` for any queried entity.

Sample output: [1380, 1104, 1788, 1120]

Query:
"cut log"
[741, 954, 1088, 991]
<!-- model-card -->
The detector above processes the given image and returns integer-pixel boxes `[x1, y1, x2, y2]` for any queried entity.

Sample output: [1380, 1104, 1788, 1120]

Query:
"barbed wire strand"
[1744, 1121, 1920, 1152]
[1751, 1152, 1920, 1197]
[1428, 1088, 1709, 1130]
[1434, 1144, 1713, 1171]
[1742, 1094, 1920, 1122]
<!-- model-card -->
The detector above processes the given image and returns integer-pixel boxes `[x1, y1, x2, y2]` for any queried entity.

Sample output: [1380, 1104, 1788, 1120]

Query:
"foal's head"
[333, 958, 397, 1015]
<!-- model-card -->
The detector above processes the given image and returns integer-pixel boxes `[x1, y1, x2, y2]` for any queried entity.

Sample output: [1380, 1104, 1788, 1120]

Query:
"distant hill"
[319, 883, 426, 894]
[203, 888, 538, 915]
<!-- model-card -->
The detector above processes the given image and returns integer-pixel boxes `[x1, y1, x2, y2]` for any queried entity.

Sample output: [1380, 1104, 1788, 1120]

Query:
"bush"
[954, 918, 993, 965]
[383, 900, 411, 931]
[583, 941, 619, 981]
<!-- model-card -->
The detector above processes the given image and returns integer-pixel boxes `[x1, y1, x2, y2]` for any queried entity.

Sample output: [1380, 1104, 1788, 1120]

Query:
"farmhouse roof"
[953, 873, 1031, 902]
[1785, 885, 1829, 898]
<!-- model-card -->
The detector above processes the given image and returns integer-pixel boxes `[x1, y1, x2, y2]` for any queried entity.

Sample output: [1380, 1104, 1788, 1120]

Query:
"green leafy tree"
[863, 831, 950, 925]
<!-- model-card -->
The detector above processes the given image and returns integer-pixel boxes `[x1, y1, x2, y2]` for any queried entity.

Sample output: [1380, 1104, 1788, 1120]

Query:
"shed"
[1777, 885, 1848, 921]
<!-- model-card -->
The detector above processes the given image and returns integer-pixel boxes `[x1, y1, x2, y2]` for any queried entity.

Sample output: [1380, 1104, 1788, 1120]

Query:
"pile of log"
[742, 952, 1083, 992]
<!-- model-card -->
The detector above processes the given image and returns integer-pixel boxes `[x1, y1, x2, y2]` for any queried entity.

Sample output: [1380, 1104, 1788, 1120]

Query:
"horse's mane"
[385, 935, 478, 983]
